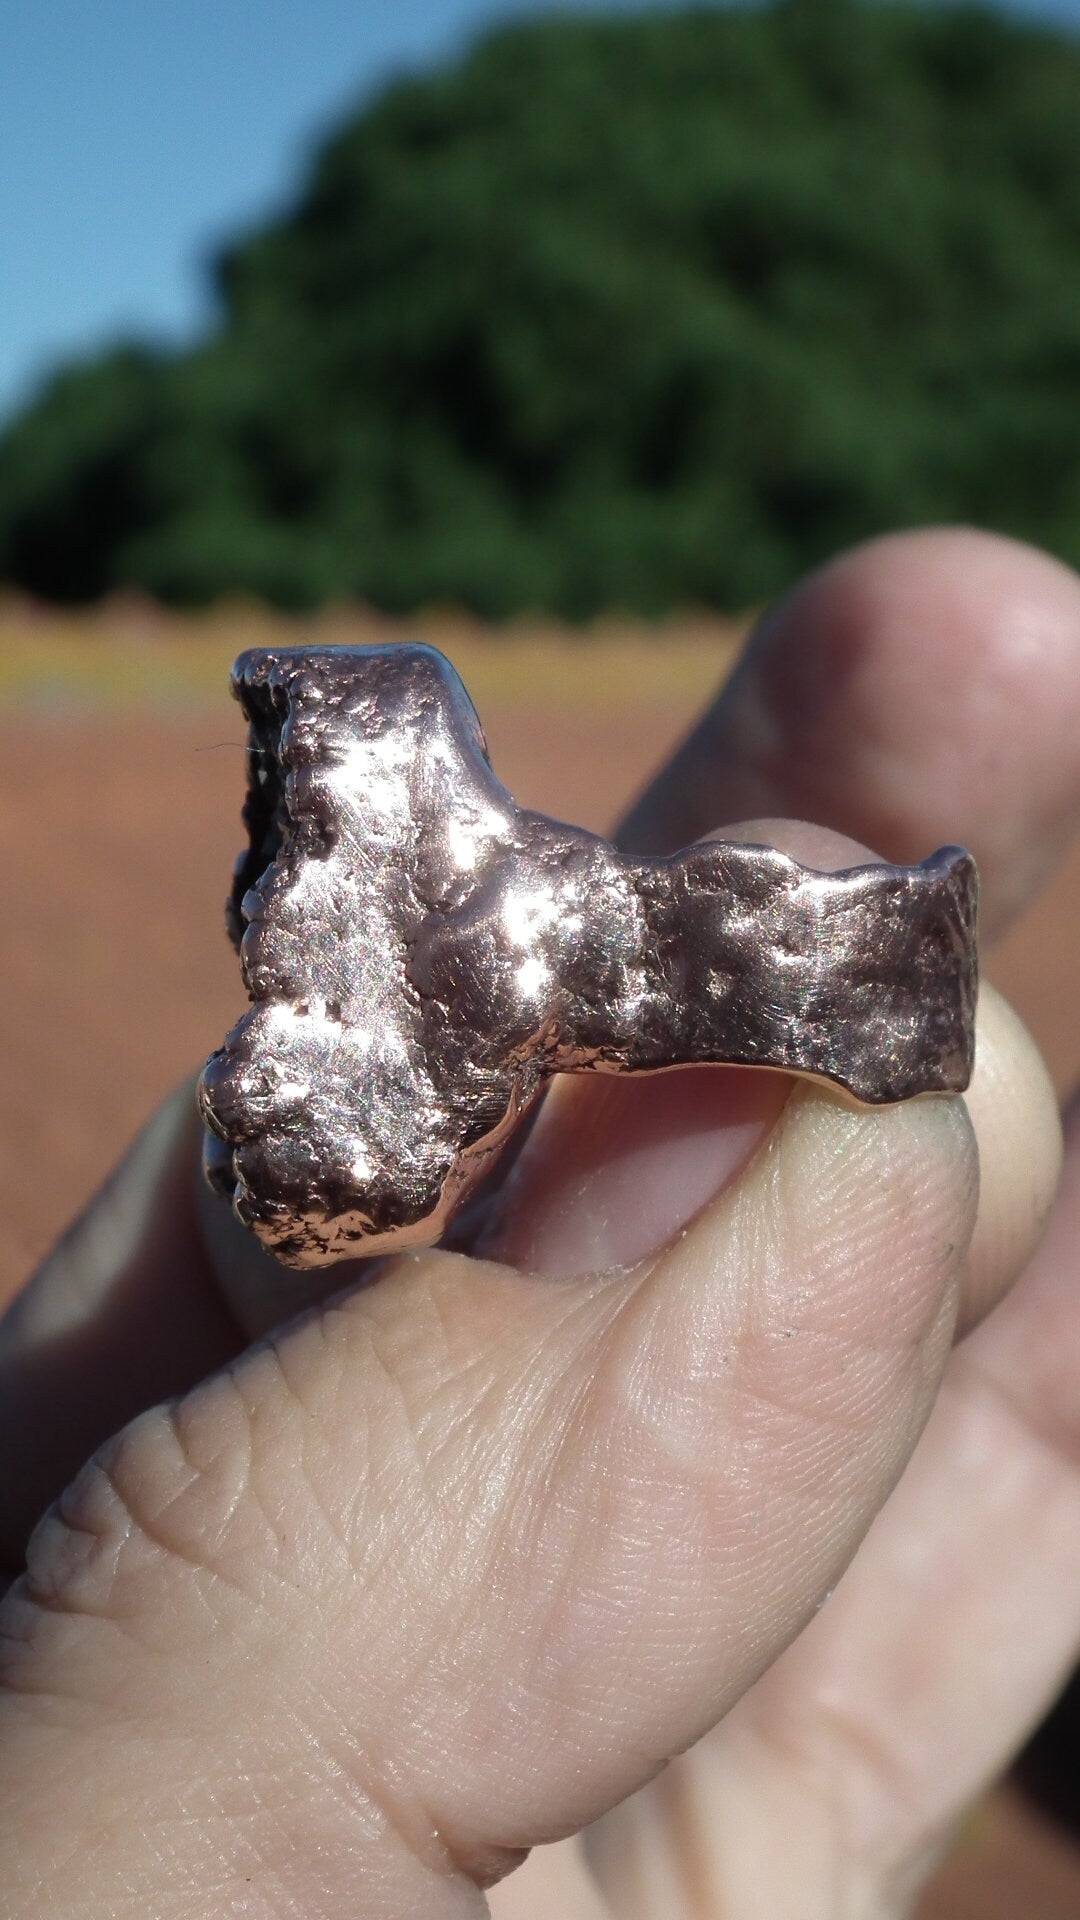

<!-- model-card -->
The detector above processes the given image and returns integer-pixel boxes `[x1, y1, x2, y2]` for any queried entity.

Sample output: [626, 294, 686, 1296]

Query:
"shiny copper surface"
[199, 644, 979, 1268]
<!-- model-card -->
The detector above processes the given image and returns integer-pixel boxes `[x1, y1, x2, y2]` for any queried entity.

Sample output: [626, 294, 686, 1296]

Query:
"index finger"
[620, 527, 1080, 942]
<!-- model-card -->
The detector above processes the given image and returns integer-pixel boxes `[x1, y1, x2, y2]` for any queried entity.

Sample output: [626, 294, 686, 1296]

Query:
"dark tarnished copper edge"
[198, 643, 979, 1268]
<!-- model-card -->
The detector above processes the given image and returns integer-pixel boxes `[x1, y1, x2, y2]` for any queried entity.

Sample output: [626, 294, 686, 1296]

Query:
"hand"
[1, 528, 1076, 1920]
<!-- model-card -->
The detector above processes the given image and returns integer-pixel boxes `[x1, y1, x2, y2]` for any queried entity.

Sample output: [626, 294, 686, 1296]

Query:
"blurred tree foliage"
[2, 0, 1080, 615]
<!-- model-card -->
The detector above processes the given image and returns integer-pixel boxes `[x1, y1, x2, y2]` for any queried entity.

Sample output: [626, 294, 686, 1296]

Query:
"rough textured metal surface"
[199, 644, 979, 1268]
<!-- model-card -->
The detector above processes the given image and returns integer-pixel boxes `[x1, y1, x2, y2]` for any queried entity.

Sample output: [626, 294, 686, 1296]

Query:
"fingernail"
[478, 1066, 792, 1277]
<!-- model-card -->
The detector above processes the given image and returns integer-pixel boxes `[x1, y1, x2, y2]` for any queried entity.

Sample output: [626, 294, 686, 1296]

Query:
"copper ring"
[199, 644, 978, 1268]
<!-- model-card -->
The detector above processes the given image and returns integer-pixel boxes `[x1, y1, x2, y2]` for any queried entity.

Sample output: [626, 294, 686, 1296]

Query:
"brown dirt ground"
[2, 645, 1079, 1918]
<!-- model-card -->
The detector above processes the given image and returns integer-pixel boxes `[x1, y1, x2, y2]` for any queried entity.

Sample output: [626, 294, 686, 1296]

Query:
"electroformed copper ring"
[198, 644, 979, 1269]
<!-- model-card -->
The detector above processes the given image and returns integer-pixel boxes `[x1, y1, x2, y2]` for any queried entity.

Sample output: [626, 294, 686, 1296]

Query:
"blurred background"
[3, 1, 1080, 1910]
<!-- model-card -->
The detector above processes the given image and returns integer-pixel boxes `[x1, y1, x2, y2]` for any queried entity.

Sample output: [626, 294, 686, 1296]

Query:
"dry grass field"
[2, 597, 1078, 1917]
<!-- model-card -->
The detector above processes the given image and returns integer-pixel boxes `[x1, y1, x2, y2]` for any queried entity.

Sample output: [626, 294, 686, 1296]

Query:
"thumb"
[0, 1079, 976, 1917]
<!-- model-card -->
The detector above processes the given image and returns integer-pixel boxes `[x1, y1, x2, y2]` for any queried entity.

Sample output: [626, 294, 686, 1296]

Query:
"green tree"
[2, 0, 1080, 616]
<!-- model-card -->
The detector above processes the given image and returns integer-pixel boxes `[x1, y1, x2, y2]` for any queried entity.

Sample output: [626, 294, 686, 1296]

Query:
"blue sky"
[3, 0, 1079, 422]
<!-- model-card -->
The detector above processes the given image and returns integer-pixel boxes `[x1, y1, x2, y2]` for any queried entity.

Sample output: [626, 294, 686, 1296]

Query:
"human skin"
[0, 527, 1077, 1919]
